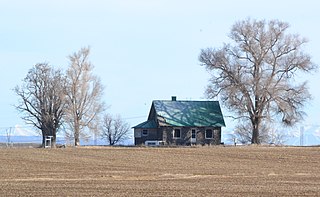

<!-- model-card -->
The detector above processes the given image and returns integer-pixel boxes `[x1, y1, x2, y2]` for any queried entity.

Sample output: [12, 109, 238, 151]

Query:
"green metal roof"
[132, 120, 158, 129]
[133, 100, 225, 129]
[153, 100, 225, 127]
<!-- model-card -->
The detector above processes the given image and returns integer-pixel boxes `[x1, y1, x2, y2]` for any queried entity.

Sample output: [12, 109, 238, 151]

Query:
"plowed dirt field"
[0, 146, 319, 196]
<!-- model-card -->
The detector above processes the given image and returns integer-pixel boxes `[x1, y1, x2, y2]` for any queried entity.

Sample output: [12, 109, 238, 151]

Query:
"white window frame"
[142, 129, 148, 136]
[173, 128, 181, 139]
[205, 129, 213, 139]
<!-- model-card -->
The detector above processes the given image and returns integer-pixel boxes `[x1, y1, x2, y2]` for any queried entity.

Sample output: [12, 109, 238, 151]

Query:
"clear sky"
[0, 0, 319, 136]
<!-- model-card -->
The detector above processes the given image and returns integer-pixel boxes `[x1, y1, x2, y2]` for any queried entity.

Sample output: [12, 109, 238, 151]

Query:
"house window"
[134, 130, 142, 138]
[191, 129, 196, 139]
[205, 129, 213, 139]
[173, 128, 181, 139]
[142, 130, 148, 136]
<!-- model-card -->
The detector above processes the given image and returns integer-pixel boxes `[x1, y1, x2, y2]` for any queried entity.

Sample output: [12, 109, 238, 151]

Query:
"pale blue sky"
[0, 0, 319, 135]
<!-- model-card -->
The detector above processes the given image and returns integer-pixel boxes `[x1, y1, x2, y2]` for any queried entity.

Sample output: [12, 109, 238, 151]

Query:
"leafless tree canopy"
[231, 121, 289, 145]
[14, 63, 67, 147]
[65, 47, 105, 146]
[101, 114, 131, 146]
[199, 18, 317, 144]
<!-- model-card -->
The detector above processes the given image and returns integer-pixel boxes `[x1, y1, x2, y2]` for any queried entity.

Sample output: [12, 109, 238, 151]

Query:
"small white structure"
[45, 136, 53, 148]
[145, 140, 164, 146]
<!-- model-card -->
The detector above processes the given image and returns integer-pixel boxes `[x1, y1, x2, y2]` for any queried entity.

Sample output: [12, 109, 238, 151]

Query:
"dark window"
[191, 129, 196, 138]
[205, 129, 213, 139]
[142, 130, 148, 136]
[173, 128, 181, 138]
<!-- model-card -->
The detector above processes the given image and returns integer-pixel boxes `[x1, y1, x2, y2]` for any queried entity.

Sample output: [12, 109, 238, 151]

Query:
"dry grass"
[0, 146, 319, 196]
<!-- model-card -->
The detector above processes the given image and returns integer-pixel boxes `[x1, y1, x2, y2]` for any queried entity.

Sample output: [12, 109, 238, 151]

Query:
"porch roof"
[132, 120, 158, 129]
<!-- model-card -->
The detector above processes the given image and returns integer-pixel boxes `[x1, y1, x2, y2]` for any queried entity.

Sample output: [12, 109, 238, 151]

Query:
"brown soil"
[0, 146, 319, 196]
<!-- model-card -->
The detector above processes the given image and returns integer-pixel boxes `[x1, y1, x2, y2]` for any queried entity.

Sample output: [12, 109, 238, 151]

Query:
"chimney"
[171, 96, 177, 101]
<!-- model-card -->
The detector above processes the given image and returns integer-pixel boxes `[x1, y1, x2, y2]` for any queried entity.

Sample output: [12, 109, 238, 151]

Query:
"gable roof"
[133, 100, 225, 128]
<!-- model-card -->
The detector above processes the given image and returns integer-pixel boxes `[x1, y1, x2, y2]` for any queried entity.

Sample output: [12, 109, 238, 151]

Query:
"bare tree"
[14, 63, 66, 147]
[199, 18, 317, 144]
[232, 121, 289, 145]
[268, 128, 290, 145]
[101, 114, 131, 146]
[65, 47, 105, 146]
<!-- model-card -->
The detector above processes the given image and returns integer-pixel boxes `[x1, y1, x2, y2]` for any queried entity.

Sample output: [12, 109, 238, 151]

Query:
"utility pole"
[5, 127, 14, 147]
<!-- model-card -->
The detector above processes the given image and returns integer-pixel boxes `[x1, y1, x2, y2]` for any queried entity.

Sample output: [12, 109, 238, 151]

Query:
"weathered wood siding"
[134, 128, 161, 145]
[162, 127, 221, 145]
[134, 127, 222, 146]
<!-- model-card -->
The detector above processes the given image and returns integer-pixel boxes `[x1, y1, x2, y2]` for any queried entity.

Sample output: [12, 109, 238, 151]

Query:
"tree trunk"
[42, 135, 46, 148]
[251, 117, 260, 144]
[52, 128, 57, 148]
[109, 135, 113, 146]
[74, 121, 80, 146]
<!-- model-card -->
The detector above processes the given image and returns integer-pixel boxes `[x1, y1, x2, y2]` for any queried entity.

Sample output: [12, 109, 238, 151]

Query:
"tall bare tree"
[231, 121, 274, 144]
[199, 18, 317, 144]
[101, 114, 131, 146]
[65, 47, 105, 146]
[14, 63, 66, 147]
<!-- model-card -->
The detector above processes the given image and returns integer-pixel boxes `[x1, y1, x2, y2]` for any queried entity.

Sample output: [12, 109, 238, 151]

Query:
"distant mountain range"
[0, 125, 134, 146]
[0, 135, 134, 146]
[285, 125, 320, 146]
[222, 125, 320, 146]
[1, 125, 319, 146]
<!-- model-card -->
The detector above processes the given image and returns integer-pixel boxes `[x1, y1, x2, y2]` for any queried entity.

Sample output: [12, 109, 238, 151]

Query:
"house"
[133, 97, 225, 146]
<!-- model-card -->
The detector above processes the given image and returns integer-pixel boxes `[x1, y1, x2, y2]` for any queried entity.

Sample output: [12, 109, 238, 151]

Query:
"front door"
[191, 129, 196, 144]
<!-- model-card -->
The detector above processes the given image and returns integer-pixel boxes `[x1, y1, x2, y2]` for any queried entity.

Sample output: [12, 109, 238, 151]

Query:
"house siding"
[162, 126, 221, 145]
[135, 126, 221, 146]
[134, 128, 161, 145]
